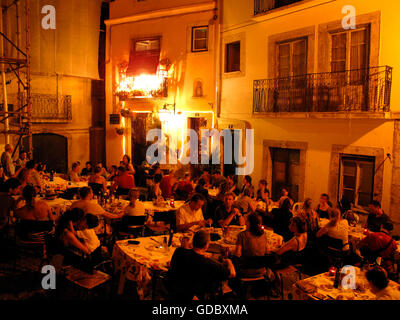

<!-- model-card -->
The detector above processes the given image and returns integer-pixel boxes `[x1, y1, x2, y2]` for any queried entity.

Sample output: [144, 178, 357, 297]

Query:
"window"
[331, 28, 369, 81]
[225, 41, 241, 73]
[126, 37, 161, 76]
[278, 38, 307, 78]
[339, 155, 374, 208]
[192, 26, 208, 52]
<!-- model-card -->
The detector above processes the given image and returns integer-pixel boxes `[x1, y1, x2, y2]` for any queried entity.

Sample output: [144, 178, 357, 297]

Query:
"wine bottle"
[333, 267, 341, 288]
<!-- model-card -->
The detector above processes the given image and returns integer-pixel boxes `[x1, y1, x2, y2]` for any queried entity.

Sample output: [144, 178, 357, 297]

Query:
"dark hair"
[382, 222, 394, 232]
[370, 200, 381, 208]
[228, 174, 238, 183]
[123, 154, 131, 163]
[26, 160, 35, 169]
[37, 163, 46, 172]
[55, 208, 85, 238]
[290, 216, 307, 234]
[86, 161, 92, 166]
[154, 173, 162, 184]
[94, 166, 102, 174]
[192, 230, 210, 249]
[197, 178, 206, 187]
[244, 175, 252, 184]
[214, 170, 221, 175]
[79, 186, 92, 199]
[22, 185, 36, 207]
[247, 213, 264, 237]
[118, 166, 126, 173]
[303, 198, 312, 210]
[72, 162, 79, 170]
[112, 165, 118, 171]
[321, 193, 330, 201]
[259, 179, 267, 187]
[190, 193, 205, 203]
[366, 267, 389, 290]
[84, 214, 99, 229]
[4, 178, 21, 192]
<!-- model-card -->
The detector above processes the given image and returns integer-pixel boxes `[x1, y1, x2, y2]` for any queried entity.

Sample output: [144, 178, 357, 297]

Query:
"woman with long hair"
[234, 213, 270, 277]
[298, 198, 319, 240]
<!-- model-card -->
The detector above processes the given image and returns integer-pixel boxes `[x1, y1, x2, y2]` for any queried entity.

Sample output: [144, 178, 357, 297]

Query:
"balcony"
[31, 94, 72, 123]
[253, 66, 392, 115]
[254, 0, 304, 15]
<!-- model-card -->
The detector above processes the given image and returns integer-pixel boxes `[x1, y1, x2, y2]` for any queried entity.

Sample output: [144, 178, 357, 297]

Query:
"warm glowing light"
[121, 112, 126, 155]
[116, 70, 166, 98]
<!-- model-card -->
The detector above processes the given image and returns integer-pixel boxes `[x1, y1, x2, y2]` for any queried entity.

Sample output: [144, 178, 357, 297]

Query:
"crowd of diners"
[0, 143, 399, 300]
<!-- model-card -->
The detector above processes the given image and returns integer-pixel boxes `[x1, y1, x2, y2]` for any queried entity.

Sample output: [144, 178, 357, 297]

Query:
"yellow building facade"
[220, 0, 400, 221]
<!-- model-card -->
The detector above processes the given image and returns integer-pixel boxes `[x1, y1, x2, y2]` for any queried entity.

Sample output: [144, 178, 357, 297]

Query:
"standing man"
[1, 144, 15, 178]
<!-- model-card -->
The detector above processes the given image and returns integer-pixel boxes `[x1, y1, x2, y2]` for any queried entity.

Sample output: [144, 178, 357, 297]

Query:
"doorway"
[22, 133, 68, 173]
[270, 147, 300, 202]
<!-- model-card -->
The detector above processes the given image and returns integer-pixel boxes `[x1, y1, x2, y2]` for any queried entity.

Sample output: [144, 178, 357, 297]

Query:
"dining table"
[293, 266, 400, 300]
[112, 226, 284, 299]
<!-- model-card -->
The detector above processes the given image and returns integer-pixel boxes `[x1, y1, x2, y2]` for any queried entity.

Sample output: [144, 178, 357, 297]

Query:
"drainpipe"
[214, 0, 222, 121]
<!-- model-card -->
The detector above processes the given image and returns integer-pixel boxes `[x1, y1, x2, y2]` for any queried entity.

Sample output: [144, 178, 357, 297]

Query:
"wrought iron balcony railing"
[253, 66, 392, 113]
[31, 94, 72, 121]
[254, 0, 304, 15]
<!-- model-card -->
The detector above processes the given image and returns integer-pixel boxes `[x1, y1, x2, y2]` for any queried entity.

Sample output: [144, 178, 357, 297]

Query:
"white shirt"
[124, 201, 146, 216]
[176, 203, 204, 232]
[326, 219, 349, 250]
[375, 286, 400, 300]
[76, 229, 100, 254]
[70, 199, 106, 216]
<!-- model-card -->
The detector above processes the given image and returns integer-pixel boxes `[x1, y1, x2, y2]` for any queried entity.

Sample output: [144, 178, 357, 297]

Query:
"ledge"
[252, 0, 335, 22]
[251, 111, 400, 120]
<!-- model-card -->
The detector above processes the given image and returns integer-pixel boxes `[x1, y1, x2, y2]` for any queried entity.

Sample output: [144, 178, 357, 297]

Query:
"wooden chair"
[115, 215, 146, 240]
[275, 265, 304, 300]
[13, 220, 54, 272]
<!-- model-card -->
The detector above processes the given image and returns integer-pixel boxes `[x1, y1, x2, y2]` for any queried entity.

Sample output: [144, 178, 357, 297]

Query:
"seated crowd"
[0, 144, 399, 300]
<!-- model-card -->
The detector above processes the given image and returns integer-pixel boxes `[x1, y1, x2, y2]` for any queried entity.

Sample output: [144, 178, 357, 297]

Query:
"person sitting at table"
[69, 162, 85, 183]
[111, 166, 135, 195]
[227, 174, 239, 195]
[215, 193, 245, 227]
[274, 216, 308, 268]
[176, 193, 212, 232]
[121, 154, 135, 175]
[297, 198, 319, 241]
[316, 208, 349, 251]
[342, 209, 359, 227]
[124, 189, 145, 216]
[367, 200, 392, 232]
[36, 162, 48, 179]
[240, 175, 254, 197]
[175, 172, 194, 201]
[315, 193, 332, 219]
[15, 185, 54, 221]
[234, 213, 271, 278]
[0, 178, 21, 239]
[70, 186, 123, 221]
[235, 186, 257, 214]
[22, 160, 43, 192]
[95, 162, 109, 180]
[211, 170, 227, 189]
[194, 178, 209, 199]
[199, 169, 211, 187]
[160, 170, 177, 199]
[366, 266, 400, 300]
[107, 165, 118, 182]
[168, 230, 236, 300]
[149, 173, 163, 201]
[15, 150, 28, 172]
[256, 179, 270, 205]
[88, 166, 107, 194]
[272, 187, 294, 241]
[60, 213, 107, 272]
[81, 161, 93, 177]
[357, 222, 398, 273]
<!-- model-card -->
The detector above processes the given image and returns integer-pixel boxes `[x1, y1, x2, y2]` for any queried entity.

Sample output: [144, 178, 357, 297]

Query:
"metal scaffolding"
[0, 0, 32, 158]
